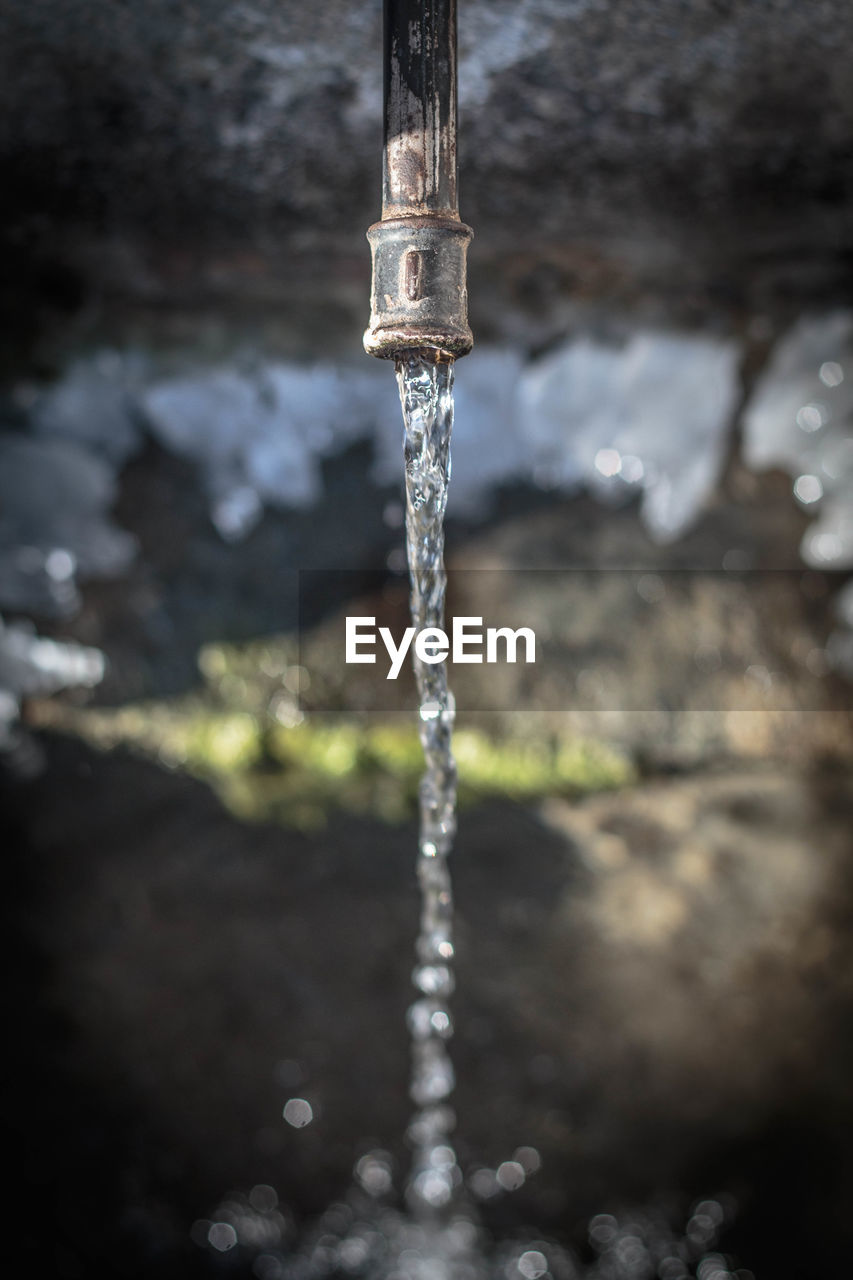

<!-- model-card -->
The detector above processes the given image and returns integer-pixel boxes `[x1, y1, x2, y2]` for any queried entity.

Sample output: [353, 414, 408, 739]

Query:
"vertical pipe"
[364, 0, 473, 360]
[383, 0, 458, 219]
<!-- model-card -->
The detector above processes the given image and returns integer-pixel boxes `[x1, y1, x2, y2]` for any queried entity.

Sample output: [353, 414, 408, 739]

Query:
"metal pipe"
[364, 0, 473, 361]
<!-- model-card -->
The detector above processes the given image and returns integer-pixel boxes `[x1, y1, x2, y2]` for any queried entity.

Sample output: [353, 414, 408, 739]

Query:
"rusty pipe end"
[363, 215, 473, 360]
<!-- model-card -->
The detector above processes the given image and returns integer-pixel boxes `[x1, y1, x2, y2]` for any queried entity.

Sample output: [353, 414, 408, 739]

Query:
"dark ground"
[4, 731, 853, 1279]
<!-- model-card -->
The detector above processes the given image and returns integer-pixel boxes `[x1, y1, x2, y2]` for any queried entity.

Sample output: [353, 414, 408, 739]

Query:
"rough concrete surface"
[3, 1, 853, 352]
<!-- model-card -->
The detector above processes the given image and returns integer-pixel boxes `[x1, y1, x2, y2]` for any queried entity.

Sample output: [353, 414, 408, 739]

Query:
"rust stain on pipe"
[365, 1, 472, 360]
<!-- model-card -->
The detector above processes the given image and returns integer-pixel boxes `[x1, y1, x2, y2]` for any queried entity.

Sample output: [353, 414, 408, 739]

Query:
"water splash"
[199, 1180, 742, 1280]
[396, 353, 460, 1217]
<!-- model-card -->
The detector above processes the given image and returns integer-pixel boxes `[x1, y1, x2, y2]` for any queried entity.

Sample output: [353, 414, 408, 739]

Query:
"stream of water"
[198, 357, 742, 1280]
[397, 354, 460, 1216]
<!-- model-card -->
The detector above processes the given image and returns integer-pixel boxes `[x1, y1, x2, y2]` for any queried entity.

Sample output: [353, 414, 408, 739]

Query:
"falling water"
[196, 359, 746, 1280]
[396, 353, 460, 1216]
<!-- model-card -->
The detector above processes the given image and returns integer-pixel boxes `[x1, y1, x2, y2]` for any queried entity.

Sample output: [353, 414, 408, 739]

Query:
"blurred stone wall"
[2, 0, 853, 355]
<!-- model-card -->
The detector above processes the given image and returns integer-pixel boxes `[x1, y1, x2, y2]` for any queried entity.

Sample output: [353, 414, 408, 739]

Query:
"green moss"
[45, 703, 630, 829]
[37, 632, 632, 827]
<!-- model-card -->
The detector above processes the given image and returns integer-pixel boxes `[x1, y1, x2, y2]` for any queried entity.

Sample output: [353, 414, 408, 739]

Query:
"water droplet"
[496, 1160, 525, 1191]
[796, 403, 826, 432]
[412, 1168, 453, 1207]
[283, 1098, 313, 1128]
[589, 1214, 618, 1246]
[413, 964, 454, 996]
[518, 1250, 548, 1278]
[513, 1145, 542, 1174]
[594, 447, 622, 477]
[208, 1222, 238, 1252]
[620, 454, 644, 483]
[355, 1151, 394, 1197]
[819, 360, 844, 387]
[249, 1185, 278, 1213]
[431, 1010, 452, 1036]
[45, 548, 76, 581]
[406, 1104, 456, 1147]
[809, 531, 843, 563]
[407, 1000, 440, 1040]
[428, 1144, 456, 1168]
[793, 473, 823, 503]
[410, 1049, 454, 1104]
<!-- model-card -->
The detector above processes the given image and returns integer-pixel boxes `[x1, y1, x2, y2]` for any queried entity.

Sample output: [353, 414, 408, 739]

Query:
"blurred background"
[2, 2, 853, 1277]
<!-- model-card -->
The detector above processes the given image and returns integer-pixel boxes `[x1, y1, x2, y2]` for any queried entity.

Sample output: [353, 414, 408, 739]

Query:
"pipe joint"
[364, 214, 473, 360]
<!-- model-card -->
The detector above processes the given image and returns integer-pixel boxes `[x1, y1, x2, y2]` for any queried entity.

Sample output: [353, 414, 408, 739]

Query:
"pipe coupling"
[364, 215, 473, 360]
